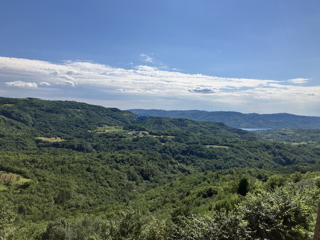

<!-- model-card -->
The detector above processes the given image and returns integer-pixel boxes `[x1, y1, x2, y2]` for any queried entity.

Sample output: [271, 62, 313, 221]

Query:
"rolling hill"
[128, 109, 320, 129]
[1, 97, 320, 239]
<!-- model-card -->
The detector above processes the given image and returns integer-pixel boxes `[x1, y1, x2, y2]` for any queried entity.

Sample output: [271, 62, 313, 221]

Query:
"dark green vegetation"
[1, 97, 320, 239]
[129, 109, 320, 129]
[258, 128, 320, 146]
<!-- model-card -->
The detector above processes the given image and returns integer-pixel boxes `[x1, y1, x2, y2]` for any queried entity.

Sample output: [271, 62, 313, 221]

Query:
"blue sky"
[1, 0, 320, 116]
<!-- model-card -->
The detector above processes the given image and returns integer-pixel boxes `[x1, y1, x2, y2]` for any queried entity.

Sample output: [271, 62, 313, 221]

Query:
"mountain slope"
[0, 97, 257, 142]
[0, 97, 135, 138]
[128, 109, 320, 129]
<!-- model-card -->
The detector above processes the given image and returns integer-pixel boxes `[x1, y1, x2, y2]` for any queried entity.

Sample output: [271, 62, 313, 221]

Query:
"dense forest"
[1, 97, 320, 239]
[257, 128, 320, 146]
[129, 109, 320, 129]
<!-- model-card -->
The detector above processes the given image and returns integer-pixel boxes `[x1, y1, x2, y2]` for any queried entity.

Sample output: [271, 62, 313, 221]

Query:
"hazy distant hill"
[128, 109, 320, 129]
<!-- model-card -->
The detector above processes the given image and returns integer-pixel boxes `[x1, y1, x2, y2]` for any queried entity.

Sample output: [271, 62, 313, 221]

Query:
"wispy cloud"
[0, 56, 319, 115]
[287, 78, 309, 84]
[140, 53, 153, 63]
[39, 82, 51, 86]
[5, 81, 38, 88]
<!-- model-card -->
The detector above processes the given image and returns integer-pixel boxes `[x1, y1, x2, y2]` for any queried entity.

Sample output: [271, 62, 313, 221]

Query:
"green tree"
[290, 171, 303, 183]
[237, 178, 249, 196]
[0, 200, 17, 240]
[265, 174, 286, 190]
[239, 184, 316, 240]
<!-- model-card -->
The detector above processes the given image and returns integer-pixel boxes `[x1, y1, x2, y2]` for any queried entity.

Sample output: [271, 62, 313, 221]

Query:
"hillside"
[128, 109, 320, 129]
[1, 97, 320, 239]
[0, 97, 135, 137]
[257, 128, 320, 146]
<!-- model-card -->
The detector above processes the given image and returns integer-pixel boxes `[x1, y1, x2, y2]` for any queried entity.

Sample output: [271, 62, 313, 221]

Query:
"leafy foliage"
[0, 97, 320, 239]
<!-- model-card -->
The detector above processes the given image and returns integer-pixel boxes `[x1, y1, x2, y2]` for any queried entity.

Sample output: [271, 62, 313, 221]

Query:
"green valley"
[0, 97, 320, 239]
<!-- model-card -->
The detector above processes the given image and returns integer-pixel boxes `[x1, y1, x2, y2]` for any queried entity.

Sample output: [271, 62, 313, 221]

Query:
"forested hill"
[2, 97, 320, 239]
[0, 97, 256, 142]
[0, 97, 135, 137]
[128, 109, 320, 129]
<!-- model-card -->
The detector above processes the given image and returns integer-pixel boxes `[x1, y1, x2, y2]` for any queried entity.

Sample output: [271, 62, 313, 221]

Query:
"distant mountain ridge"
[128, 109, 320, 129]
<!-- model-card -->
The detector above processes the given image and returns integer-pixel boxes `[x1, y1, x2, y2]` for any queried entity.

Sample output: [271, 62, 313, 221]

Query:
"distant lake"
[241, 128, 271, 131]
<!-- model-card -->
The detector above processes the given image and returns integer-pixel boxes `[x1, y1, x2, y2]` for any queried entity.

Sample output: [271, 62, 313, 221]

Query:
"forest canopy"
[1, 97, 320, 239]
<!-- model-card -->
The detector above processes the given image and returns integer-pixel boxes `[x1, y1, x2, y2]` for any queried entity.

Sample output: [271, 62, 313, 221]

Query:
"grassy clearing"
[124, 131, 149, 137]
[282, 141, 319, 146]
[36, 137, 65, 142]
[125, 131, 175, 138]
[205, 145, 229, 149]
[151, 135, 175, 138]
[0, 173, 31, 191]
[90, 125, 124, 133]
[292, 142, 307, 145]
[1, 104, 14, 107]
[69, 109, 82, 112]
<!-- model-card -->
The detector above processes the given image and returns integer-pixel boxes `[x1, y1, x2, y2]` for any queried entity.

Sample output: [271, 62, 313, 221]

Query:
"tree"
[237, 178, 249, 196]
[265, 174, 286, 190]
[0, 200, 17, 240]
[239, 184, 315, 240]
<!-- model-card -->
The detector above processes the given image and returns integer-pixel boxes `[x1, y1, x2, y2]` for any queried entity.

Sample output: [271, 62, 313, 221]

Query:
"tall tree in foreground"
[314, 203, 320, 240]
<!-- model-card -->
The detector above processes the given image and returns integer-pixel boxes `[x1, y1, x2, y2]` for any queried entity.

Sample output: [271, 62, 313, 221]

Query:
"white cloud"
[60, 75, 76, 86]
[287, 78, 309, 84]
[40, 82, 51, 86]
[140, 54, 153, 63]
[0, 56, 319, 115]
[0, 56, 279, 96]
[5, 81, 38, 88]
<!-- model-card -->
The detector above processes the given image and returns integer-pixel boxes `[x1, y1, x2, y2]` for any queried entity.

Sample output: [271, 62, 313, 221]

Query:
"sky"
[1, 0, 320, 116]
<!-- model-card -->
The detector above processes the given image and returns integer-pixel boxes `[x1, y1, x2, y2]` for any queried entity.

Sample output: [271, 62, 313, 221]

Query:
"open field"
[151, 135, 175, 138]
[90, 125, 124, 133]
[125, 131, 175, 138]
[35, 137, 65, 142]
[205, 145, 229, 149]
[0, 173, 31, 191]
[292, 142, 308, 145]
[1, 104, 14, 107]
